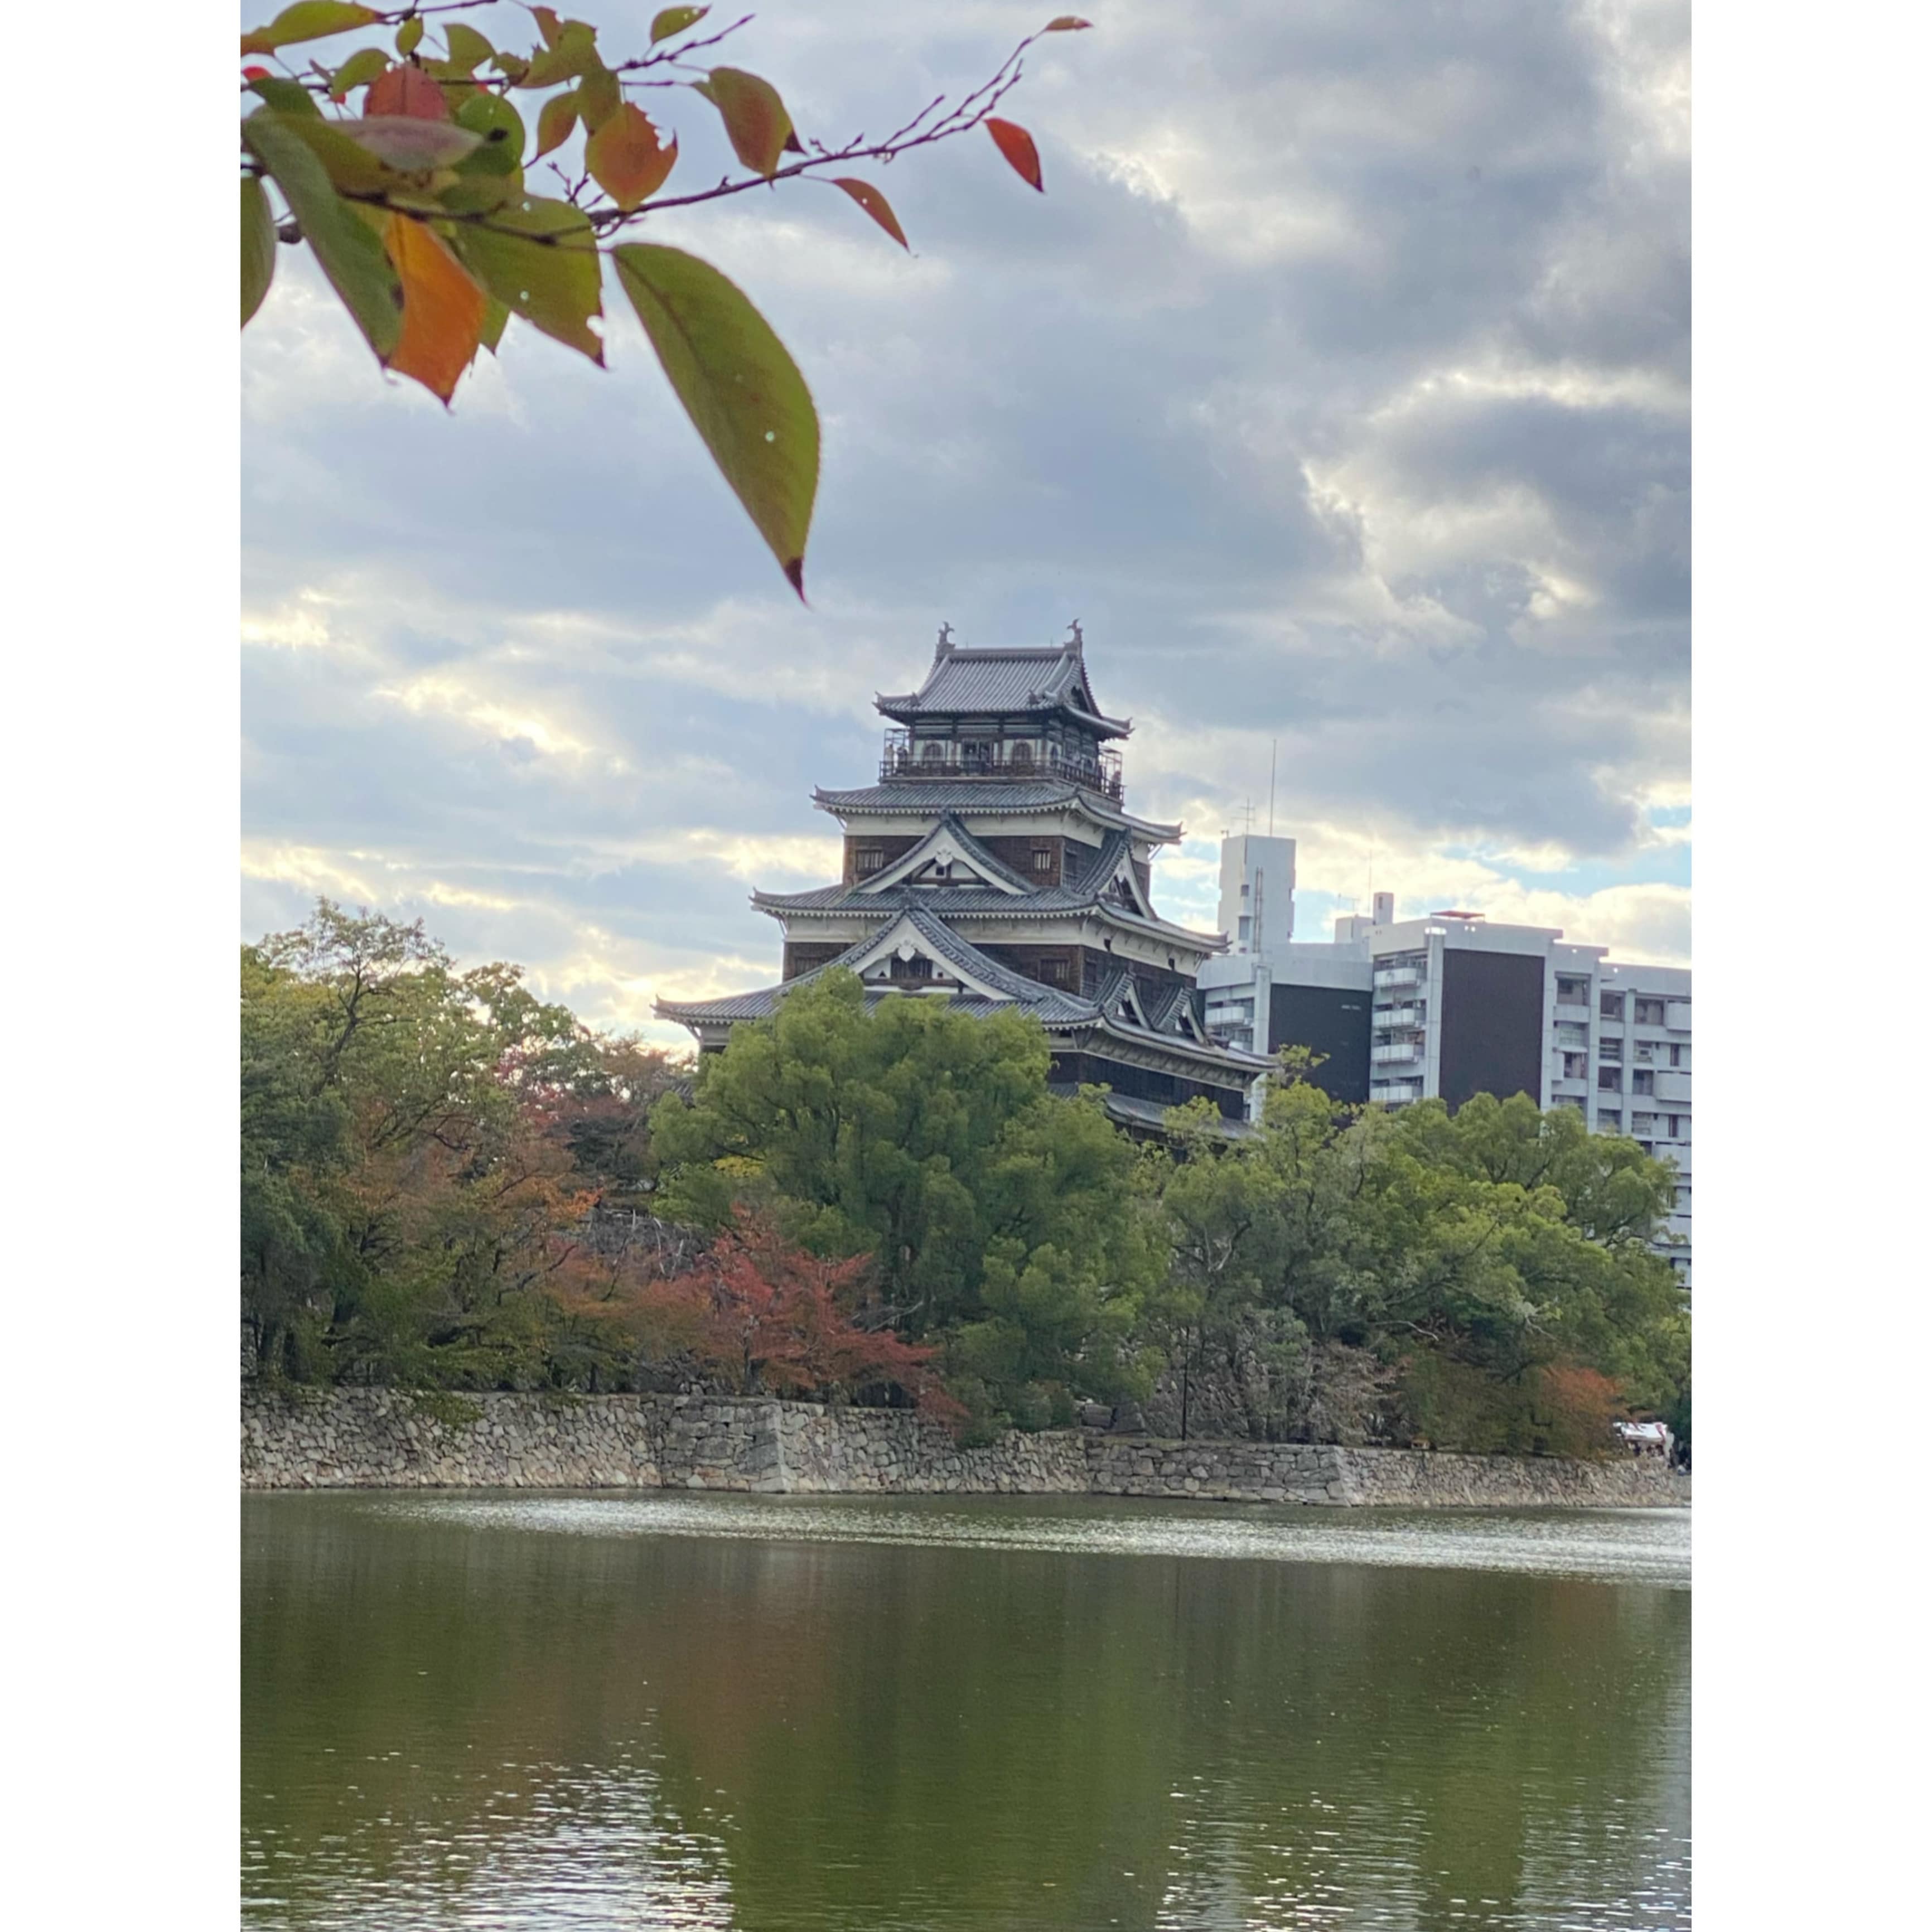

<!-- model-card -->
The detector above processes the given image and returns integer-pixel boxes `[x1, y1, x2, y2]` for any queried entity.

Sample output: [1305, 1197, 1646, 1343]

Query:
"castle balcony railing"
[880, 729, 1123, 801]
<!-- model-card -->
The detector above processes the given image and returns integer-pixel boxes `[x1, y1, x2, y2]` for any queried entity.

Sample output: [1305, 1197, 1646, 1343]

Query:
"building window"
[855, 847, 885, 875]
[1632, 1069, 1655, 1095]
[1599, 1109, 1622, 1131]
[1557, 975, 1591, 1003]
[1556, 1021, 1588, 1049]
[1562, 1052, 1588, 1080]
[1667, 1114, 1686, 1138]
[1669, 1044, 1684, 1068]
[1674, 1186, 1691, 1211]
[1597, 1067, 1622, 1092]
[1010, 740, 1034, 768]
[920, 740, 945, 765]
[1633, 1112, 1659, 1135]
[1600, 991, 1625, 1021]
[1635, 997, 1667, 1026]
[1041, 958, 1069, 986]
[1552, 1097, 1583, 1114]
[1031, 846, 1054, 873]
[1598, 1037, 1622, 1061]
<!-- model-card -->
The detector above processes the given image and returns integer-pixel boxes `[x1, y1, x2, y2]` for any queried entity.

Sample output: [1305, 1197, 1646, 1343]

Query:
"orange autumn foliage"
[646, 1214, 962, 1418]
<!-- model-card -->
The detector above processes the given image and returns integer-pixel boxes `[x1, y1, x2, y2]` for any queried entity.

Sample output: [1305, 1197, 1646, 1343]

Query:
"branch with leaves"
[240, 3, 1093, 594]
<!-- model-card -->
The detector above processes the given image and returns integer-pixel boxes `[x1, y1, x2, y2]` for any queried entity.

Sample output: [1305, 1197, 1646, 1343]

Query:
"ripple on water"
[366, 1491, 1691, 1588]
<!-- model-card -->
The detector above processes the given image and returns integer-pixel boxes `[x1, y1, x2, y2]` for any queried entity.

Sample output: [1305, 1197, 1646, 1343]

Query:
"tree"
[241, 900, 603, 1385]
[646, 1213, 957, 1414]
[239, 4, 1093, 592]
[650, 971, 1165, 1429]
[1139, 1075, 1690, 1452]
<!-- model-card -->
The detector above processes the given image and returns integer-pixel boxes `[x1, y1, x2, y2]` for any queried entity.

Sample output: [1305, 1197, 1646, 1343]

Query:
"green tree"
[240, 4, 1092, 591]
[1141, 1076, 1689, 1451]
[651, 972, 1164, 1427]
[241, 900, 594, 1385]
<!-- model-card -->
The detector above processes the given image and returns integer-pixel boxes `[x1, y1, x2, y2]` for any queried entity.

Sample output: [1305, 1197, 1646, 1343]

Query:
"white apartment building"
[1196, 836, 1692, 1284]
[1198, 834, 1296, 1062]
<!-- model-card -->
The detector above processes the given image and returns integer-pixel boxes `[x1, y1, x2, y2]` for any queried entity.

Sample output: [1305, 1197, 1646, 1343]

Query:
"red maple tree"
[654, 1214, 961, 1418]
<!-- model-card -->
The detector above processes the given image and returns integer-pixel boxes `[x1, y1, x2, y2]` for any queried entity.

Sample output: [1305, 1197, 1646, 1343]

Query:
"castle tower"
[657, 627, 1272, 1127]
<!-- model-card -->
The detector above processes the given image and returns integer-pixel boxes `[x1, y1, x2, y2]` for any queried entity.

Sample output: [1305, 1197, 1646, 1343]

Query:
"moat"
[243, 1491, 1689, 1930]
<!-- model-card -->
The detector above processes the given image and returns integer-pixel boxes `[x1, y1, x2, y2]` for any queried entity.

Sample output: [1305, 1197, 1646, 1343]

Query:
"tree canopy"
[240, 4, 1092, 592]
[651, 971, 1166, 1430]
[241, 905, 1689, 1453]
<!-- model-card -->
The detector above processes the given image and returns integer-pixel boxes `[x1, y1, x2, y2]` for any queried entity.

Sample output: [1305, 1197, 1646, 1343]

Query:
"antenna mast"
[1268, 739, 1277, 836]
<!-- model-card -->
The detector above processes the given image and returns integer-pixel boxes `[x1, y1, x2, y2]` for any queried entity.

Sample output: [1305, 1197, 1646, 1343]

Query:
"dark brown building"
[658, 627, 1271, 1126]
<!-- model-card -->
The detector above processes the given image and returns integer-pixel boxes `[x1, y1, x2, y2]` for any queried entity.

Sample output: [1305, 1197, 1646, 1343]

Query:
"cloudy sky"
[241, 0, 1690, 1042]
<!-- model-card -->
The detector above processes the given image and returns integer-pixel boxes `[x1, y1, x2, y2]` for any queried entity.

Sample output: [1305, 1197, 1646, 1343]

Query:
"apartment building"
[1197, 838, 1692, 1283]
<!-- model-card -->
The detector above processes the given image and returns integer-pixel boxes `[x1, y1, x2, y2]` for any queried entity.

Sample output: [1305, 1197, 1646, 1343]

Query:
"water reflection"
[244, 1494, 1690, 1930]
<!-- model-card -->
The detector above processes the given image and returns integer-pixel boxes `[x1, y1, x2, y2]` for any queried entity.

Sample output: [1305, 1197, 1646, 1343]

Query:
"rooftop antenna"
[1238, 799, 1256, 834]
[1267, 738, 1277, 837]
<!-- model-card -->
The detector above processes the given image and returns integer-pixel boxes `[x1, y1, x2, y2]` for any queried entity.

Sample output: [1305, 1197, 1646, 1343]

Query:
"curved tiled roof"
[752, 829, 1224, 952]
[875, 643, 1131, 737]
[812, 779, 1181, 843]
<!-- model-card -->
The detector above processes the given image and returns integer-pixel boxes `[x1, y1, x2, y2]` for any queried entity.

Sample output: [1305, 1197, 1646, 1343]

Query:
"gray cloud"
[241, 0, 1690, 1028]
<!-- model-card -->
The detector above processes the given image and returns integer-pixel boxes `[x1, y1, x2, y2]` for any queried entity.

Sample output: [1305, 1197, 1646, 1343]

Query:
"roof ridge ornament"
[1066, 618, 1083, 649]
[936, 620, 955, 657]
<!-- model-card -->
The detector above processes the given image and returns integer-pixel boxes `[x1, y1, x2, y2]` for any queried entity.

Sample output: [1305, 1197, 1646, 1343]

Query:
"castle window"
[1031, 847, 1054, 873]
[855, 847, 884, 875]
[1010, 741, 1035, 768]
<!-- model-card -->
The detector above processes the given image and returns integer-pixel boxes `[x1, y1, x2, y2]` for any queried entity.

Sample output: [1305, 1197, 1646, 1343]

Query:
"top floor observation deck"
[878, 728, 1124, 802]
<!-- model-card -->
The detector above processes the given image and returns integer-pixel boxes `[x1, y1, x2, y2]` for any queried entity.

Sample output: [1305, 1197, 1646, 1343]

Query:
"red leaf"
[365, 62, 449, 122]
[830, 177, 909, 250]
[242, 64, 271, 79]
[986, 118, 1043, 192]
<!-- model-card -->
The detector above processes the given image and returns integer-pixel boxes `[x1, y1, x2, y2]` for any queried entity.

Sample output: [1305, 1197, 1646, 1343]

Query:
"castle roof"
[875, 636, 1131, 739]
[752, 823, 1225, 954]
[812, 778, 1181, 844]
[655, 906, 1269, 1080]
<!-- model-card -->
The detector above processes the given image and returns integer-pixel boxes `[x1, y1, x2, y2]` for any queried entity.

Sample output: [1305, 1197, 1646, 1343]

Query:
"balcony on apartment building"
[1371, 1041, 1422, 1064]
[1373, 965, 1422, 991]
[1371, 1080, 1422, 1103]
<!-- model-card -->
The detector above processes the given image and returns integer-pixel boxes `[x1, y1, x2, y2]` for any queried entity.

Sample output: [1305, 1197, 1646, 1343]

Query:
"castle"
[657, 626, 1271, 1128]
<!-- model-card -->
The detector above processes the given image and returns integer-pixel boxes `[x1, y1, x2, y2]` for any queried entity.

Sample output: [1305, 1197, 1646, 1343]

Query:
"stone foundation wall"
[241, 1388, 1688, 1507]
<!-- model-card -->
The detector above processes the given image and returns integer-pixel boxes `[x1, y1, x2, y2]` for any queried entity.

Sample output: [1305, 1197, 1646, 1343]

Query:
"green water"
[242, 1493, 1690, 1930]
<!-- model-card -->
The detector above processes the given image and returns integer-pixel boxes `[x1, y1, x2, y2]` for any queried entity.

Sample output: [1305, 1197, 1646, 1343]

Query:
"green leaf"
[241, 175, 277, 326]
[394, 16, 423, 56]
[267, 113, 408, 194]
[443, 23, 495, 73]
[613, 242, 818, 595]
[455, 90, 526, 158]
[577, 63, 621, 132]
[533, 89, 579, 160]
[241, 109, 402, 361]
[478, 295, 510, 353]
[704, 68, 794, 180]
[448, 194, 603, 363]
[326, 47, 388, 103]
[650, 6, 709, 41]
[240, 3, 379, 55]
[244, 73, 321, 117]
[517, 21, 598, 89]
